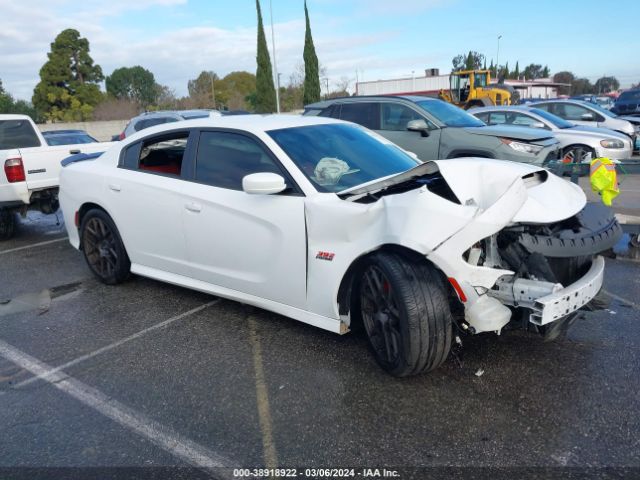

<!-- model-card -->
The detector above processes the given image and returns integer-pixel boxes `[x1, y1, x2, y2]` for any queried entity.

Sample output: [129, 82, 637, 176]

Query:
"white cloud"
[0, 0, 403, 100]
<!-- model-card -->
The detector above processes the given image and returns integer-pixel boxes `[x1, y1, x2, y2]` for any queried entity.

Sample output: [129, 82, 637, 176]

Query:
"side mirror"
[242, 172, 286, 195]
[407, 119, 430, 137]
[580, 113, 595, 121]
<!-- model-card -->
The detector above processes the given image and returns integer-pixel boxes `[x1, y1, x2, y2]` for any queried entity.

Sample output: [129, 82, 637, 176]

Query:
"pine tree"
[32, 29, 104, 121]
[483, 58, 487, 70]
[513, 61, 520, 80]
[303, 1, 321, 104]
[489, 59, 495, 77]
[254, 0, 277, 113]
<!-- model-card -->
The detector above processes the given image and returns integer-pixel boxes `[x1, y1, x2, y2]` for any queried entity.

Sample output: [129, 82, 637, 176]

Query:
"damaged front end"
[460, 202, 621, 334]
[427, 159, 622, 336]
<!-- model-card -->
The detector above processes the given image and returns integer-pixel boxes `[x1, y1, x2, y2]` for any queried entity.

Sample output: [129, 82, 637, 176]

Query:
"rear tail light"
[4, 157, 26, 183]
[118, 132, 125, 140]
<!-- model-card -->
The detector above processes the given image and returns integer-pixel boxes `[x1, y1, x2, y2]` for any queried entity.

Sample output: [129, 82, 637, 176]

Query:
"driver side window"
[194, 131, 291, 192]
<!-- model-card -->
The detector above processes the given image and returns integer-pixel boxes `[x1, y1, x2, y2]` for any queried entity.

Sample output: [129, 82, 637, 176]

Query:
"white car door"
[556, 103, 599, 128]
[181, 130, 307, 309]
[105, 130, 194, 276]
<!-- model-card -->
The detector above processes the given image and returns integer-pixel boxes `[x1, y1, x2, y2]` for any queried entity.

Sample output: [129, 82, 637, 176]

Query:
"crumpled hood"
[434, 157, 586, 225]
[463, 125, 553, 141]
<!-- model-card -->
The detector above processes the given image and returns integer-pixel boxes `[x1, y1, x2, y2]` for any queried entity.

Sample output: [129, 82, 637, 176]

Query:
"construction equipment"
[439, 70, 516, 109]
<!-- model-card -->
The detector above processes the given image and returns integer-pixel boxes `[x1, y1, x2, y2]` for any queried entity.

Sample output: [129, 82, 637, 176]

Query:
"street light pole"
[269, 0, 280, 113]
[496, 34, 502, 78]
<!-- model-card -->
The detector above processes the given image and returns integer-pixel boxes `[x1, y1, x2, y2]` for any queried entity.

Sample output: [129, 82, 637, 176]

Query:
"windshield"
[529, 108, 574, 129]
[583, 101, 616, 118]
[416, 100, 485, 127]
[44, 134, 96, 146]
[618, 90, 640, 101]
[267, 123, 419, 193]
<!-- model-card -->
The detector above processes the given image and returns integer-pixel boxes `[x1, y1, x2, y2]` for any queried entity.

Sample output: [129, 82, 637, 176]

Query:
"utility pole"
[269, 0, 280, 113]
[496, 34, 502, 79]
[210, 74, 216, 109]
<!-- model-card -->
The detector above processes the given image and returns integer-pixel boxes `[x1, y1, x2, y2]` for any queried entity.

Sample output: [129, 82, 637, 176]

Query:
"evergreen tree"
[303, 1, 321, 105]
[513, 61, 520, 80]
[483, 58, 487, 70]
[106, 66, 158, 107]
[254, 0, 277, 113]
[32, 29, 104, 121]
[542, 65, 550, 78]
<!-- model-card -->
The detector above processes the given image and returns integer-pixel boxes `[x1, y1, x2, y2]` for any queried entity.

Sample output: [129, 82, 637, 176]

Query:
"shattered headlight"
[500, 138, 543, 155]
[600, 139, 624, 149]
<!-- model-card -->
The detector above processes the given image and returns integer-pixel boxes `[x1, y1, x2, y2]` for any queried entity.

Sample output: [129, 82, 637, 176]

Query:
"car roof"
[122, 114, 344, 142]
[469, 105, 536, 113]
[305, 95, 437, 109]
[42, 129, 88, 135]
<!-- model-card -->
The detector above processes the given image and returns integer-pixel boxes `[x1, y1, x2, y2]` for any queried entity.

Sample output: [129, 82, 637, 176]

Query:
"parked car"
[470, 106, 633, 162]
[0, 115, 112, 239]
[116, 109, 222, 140]
[611, 89, 640, 116]
[304, 96, 560, 165]
[42, 129, 98, 146]
[59, 115, 619, 376]
[533, 99, 639, 150]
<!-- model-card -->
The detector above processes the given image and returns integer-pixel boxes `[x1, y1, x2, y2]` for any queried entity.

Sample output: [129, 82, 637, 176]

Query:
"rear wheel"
[357, 252, 452, 376]
[0, 208, 17, 241]
[80, 209, 130, 284]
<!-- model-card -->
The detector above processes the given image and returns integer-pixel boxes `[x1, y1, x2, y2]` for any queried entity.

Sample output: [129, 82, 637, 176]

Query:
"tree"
[303, 1, 321, 105]
[571, 78, 594, 96]
[523, 63, 544, 80]
[255, 0, 277, 113]
[452, 51, 484, 72]
[542, 65, 550, 78]
[594, 76, 620, 94]
[0, 78, 43, 121]
[553, 71, 575, 95]
[106, 66, 158, 107]
[187, 71, 219, 108]
[512, 61, 520, 80]
[32, 29, 104, 121]
[489, 59, 495, 76]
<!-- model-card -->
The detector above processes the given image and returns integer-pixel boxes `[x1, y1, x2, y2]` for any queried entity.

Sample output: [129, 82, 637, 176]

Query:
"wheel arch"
[77, 202, 121, 250]
[446, 149, 494, 159]
[336, 244, 453, 317]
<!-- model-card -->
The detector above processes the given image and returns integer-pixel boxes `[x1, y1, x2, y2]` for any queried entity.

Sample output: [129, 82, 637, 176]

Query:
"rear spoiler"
[61, 151, 104, 167]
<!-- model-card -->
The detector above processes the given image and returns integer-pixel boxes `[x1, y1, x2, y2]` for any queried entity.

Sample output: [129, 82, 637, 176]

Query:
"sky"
[1, 0, 639, 101]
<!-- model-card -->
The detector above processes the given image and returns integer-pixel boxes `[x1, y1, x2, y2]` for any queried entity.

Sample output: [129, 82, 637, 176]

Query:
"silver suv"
[117, 110, 222, 140]
[304, 96, 560, 165]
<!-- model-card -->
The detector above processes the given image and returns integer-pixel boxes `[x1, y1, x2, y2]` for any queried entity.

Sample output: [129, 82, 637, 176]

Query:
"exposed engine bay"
[467, 202, 621, 330]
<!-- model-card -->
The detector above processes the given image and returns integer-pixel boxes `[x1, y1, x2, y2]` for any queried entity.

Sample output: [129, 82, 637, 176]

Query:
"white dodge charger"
[59, 115, 621, 376]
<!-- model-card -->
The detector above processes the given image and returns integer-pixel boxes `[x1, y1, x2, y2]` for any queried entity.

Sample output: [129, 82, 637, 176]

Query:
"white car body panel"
[60, 115, 604, 337]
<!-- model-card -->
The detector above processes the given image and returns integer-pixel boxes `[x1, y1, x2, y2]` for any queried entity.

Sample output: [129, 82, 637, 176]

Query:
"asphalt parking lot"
[1, 208, 639, 479]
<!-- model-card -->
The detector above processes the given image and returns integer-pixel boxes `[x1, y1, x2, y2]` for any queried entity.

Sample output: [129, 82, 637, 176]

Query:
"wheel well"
[447, 150, 493, 159]
[336, 244, 450, 317]
[563, 143, 593, 153]
[78, 203, 108, 229]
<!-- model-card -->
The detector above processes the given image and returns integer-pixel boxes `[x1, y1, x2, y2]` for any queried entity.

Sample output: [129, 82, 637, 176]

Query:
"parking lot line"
[248, 316, 278, 469]
[0, 338, 234, 474]
[602, 289, 639, 310]
[0, 237, 68, 255]
[13, 300, 220, 390]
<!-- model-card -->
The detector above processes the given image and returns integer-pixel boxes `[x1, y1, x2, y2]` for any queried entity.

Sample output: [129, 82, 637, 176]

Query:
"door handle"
[69, 149, 81, 154]
[108, 184, 121, 192]
[185, 202, 201, 213]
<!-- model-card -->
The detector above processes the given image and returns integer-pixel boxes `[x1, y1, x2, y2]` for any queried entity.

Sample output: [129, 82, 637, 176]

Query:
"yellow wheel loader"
[439, 70, 516, 109]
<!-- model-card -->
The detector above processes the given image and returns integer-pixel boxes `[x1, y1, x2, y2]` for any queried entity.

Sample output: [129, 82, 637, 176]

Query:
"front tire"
[80, 209, 130, 284]
[357, 252, 453, 376]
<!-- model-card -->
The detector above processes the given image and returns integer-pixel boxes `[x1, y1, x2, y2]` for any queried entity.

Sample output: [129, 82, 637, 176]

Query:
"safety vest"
[589, 157, 619, 206]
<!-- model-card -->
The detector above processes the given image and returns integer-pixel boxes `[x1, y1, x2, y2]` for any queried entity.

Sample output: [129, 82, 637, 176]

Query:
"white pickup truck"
[0, 114, 112, 239]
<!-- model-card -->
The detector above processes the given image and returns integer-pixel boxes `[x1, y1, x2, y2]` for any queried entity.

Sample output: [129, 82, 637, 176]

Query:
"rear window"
[0, 120, 41, 149]
[134, 117, 179, 132]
